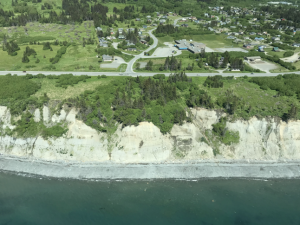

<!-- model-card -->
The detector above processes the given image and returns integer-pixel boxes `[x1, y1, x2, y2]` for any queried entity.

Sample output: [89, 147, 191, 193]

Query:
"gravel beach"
[1, 155, 300, 179]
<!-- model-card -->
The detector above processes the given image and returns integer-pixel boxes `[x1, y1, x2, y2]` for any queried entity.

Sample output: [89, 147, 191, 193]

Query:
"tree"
[201, 48, 206, 58]
[22, 53, 30, 63]
[136, 62, 140, 69]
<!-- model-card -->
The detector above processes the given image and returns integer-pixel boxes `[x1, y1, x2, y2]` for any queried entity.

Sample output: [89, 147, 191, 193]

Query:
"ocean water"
[0, 173, 300, 225]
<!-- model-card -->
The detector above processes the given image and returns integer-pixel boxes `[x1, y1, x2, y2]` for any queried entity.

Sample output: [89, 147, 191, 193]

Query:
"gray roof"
[102, 54, 113, 60]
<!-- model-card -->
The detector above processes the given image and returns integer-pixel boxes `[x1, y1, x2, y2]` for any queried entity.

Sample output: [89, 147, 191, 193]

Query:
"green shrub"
[283, 51, 294, 57]
[153, 74, 165, 79]
[41, 124, 68, 139]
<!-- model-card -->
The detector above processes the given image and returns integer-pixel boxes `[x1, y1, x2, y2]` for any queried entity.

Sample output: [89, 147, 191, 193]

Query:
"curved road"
[125, 29, 158, 73]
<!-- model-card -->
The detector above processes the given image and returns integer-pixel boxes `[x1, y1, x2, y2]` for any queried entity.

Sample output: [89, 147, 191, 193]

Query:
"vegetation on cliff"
[0, 73, 299, 138]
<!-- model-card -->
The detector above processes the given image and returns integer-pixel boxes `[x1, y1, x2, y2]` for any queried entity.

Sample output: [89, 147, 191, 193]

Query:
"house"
[142, 25, 147, 29]
[180, 18, 187, 22]
[159, 19, 166, 24]
[106, 36, 115, 40]
[243, 44, 253, 49]
[99, 38, 108, 47]
[272, 36, 280, 41]
[181, 24, 189, 27]
[292, 43, 300, 47]
[227, 36, 236, 39]
[249, 32, 256, 35]
[127, 48, 137, 51]
[173, 13, 178, 16]
[118, 35, 125, 39]
[127, 28, 135, 32]
[258, 46, 265, 52]
[245, 56, 261, 61]
[146, 15, 151, 19]
[136, 18, 141, 21]
[102, 54, 113, 61]
[147, 19, 152, 22]
[273, 47, 279, 52]
[96, 27, 102, 31]
[118, 28, 124, 34]
[126, 41, 135, 46]
[255, 37, 265, 41]
[140, 39, 148, 44]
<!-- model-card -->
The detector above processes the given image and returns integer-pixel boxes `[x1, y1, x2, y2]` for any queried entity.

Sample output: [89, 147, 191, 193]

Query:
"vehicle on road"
[23, 71, 26, 73]
[251, 72, 254, 74]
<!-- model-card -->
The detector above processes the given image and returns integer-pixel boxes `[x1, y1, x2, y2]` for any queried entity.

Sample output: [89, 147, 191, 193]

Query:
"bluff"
[0, 106, 300, 163]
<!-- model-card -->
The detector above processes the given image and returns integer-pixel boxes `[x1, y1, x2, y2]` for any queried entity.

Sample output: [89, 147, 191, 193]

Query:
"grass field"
[293, 61, 300, 70]
[156, 34, 239, 49]
[0, 44, 127, 72]
[264, 48, 285, 58]
[193, 76, 300, 118]
[182, 34, 239, 49]
[1, 22, 97, 45]
[32, 76, 126, 100]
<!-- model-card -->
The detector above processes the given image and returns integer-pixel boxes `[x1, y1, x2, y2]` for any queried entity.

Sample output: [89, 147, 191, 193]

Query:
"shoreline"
[1, 156, 300, 180]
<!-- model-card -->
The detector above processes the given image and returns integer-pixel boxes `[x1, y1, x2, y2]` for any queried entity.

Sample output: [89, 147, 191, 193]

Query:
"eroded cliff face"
[0, 106, 300, 163]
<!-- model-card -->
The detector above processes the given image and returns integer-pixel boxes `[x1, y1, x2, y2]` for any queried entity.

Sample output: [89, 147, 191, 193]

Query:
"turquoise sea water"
[0, 172, 300, 225]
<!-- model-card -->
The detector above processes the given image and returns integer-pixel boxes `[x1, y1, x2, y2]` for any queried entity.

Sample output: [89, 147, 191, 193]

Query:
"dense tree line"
[155, 24, 179, 35]
[203, 76, 224, 88]
[250, 74, 300, 99]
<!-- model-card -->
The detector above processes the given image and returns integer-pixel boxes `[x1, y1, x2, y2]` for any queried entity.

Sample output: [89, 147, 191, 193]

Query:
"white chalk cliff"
[0, 106, 300, 163]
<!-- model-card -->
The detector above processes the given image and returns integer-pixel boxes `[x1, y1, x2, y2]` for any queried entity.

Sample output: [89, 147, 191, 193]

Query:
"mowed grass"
[156, 34, 238, 49]
[184, 34, 239, 49]
[32, 76, 126, 100]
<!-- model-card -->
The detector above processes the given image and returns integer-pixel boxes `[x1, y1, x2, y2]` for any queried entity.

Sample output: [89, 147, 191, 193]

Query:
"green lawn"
[181, 34, 239, 49]
[156, 34, 239, 49]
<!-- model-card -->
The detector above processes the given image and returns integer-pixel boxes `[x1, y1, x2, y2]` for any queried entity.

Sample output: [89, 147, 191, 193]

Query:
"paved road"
[2, 70, 300, 77]
[125, 29, 158, 73]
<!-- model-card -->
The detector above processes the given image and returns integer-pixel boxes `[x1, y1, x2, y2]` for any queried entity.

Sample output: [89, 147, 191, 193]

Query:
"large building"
[174, 40, 206, 53]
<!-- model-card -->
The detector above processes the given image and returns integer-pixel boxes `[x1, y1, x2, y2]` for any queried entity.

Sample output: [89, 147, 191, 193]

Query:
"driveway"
[147, 42, 182, 57]
[281, 52, 300, 62]
[100, 56, 126, 68]
[216, 47, 248, 53]
[246, 60, 277, 73]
